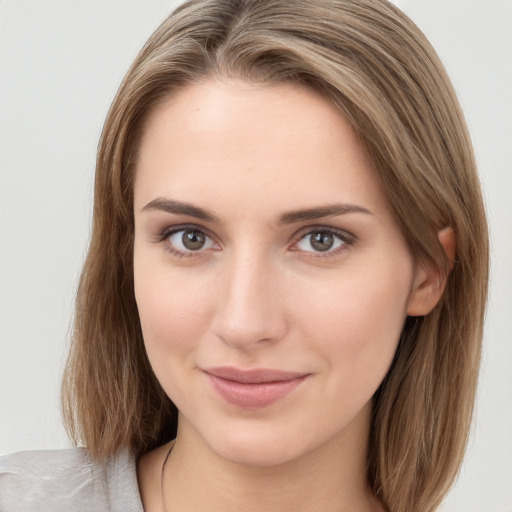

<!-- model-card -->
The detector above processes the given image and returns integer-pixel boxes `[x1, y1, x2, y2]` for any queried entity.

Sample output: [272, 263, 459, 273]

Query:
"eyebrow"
[141, 198, 372, 224]
[278, 204, 372, 224]
[141, 198, 222, 224]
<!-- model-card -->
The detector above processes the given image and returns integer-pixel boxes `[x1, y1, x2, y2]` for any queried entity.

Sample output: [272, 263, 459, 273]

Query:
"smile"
[202, 367, 309, 408]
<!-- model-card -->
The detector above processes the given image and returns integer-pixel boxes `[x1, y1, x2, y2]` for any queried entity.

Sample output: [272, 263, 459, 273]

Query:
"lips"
[202, 366, 309, 408]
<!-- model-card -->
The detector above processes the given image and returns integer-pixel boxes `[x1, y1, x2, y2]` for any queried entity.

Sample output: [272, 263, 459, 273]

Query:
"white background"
[0, 1, 510, 510]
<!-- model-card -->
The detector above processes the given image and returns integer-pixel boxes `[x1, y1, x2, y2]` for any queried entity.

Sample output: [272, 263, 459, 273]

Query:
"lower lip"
[205, 374, 307, 408]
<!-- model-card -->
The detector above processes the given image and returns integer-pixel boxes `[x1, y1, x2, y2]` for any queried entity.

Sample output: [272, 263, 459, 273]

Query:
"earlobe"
[407, 227, 456, 317]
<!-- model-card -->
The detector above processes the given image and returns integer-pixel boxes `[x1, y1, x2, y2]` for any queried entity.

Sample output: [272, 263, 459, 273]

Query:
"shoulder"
[0, 447, 143, 512]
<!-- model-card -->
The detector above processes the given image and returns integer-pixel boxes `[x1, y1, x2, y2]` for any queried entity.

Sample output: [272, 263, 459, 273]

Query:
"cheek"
[294, 262, 412, 393]
[134, 260, 215, 364]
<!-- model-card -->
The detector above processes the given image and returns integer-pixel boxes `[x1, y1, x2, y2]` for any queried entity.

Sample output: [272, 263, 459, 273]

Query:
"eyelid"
[155, 223, 220, 257]
[155, 223, 215, 241]
[290, 225, 356, 255]
[153, 223, 355, 258]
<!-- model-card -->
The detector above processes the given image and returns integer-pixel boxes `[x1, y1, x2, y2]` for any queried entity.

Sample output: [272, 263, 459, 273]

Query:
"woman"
[0, 0, 488, 511]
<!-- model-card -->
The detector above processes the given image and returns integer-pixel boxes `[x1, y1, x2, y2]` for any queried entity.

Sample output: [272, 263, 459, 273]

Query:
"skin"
[133, 79, 451, 511]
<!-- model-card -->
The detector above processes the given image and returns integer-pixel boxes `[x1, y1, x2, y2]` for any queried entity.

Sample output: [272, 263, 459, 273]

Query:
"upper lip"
[202, 366, 309, 384]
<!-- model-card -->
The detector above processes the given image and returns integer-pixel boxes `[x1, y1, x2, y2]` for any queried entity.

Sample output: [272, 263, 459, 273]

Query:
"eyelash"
[291, 227, 355, 258]
[155, 224, 355, 259]
[155, 224, 218, 258]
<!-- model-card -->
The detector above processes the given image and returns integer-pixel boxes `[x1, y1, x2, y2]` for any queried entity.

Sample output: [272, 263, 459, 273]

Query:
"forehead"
[134, 79, 389, 218]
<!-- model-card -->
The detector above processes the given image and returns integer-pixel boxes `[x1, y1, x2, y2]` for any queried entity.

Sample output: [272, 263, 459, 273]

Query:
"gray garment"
[0, 448, 144, 512]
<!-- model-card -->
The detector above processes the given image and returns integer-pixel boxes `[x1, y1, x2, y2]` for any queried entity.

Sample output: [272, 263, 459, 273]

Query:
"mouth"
[202, 366, 310, 408]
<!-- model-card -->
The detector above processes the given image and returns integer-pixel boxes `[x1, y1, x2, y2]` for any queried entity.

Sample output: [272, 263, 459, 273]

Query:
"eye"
[295, 229, 349, 254]
[166, 228, 217, 254]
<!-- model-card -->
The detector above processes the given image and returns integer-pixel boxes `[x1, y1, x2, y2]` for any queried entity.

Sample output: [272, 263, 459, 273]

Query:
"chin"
[201, 422, 318, 468]
[216, 440, 303, 468]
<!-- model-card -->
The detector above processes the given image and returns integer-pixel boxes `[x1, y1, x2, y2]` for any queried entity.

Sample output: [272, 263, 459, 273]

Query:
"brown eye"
[167, 228, 216, 254]
[310, 232, 335, 252]
[182, 230, 206, 250]
[296, 230, 346, 253]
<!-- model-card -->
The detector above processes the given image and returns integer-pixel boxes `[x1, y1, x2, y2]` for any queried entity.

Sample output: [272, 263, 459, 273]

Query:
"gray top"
[0, 448, 144, 512]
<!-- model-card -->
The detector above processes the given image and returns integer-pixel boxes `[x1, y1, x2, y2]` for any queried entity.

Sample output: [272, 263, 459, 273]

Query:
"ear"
[407, 227, 456, 316]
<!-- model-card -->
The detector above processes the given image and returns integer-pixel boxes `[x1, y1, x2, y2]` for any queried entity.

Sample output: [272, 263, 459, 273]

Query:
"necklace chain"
[159, 441, 381, 511]
[161, 442, 175, 512]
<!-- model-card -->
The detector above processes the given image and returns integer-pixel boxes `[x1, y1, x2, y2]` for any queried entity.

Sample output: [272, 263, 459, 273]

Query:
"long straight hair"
[62, 1, 489, 510]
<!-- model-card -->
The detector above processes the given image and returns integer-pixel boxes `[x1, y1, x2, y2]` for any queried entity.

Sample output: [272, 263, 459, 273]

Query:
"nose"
[212, 251, 288, 351]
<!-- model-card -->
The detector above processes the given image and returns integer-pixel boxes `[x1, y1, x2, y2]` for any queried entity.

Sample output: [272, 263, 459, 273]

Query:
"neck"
[154, 408, 383, 512]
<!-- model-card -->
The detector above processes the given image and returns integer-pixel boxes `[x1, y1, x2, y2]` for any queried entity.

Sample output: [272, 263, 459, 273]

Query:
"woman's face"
[133, 79, 423, 466]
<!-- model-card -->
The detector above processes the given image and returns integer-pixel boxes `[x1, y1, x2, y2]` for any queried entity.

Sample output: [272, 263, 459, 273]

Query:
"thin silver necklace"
[159, 443, 378, 511]
[161, 442, 175, 512]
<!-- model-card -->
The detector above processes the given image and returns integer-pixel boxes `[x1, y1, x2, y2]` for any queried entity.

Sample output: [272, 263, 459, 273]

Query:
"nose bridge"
[213, 246, 286, 348]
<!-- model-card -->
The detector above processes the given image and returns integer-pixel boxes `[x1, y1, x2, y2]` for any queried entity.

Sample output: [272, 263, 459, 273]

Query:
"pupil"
[311, 232, 334, 252]
[182, 230, 205, 250]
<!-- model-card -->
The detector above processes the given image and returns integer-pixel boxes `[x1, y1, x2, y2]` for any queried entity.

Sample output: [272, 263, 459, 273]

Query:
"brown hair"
[61, 1, 489, 510]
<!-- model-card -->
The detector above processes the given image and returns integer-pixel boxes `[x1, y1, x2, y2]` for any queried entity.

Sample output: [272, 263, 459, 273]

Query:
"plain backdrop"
[0, 1, 511, 510]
